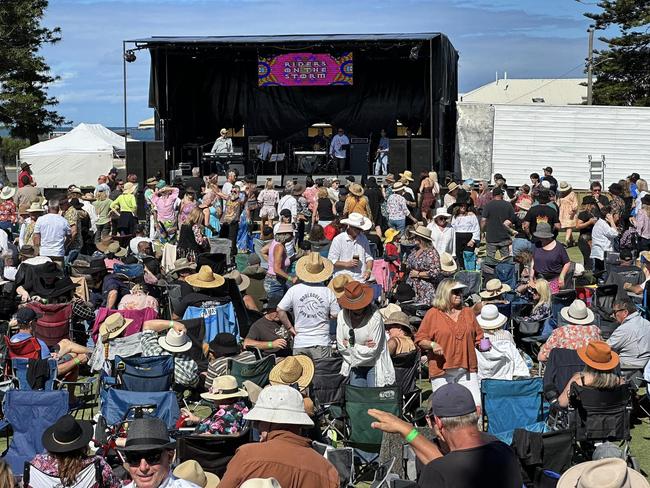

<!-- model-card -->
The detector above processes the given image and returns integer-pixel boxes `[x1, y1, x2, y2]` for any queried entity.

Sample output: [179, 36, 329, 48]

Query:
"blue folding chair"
[481, 377, 548, 444]
[1, 389, 69, 473]
[99, 387, 180, 431]
[114, 355, 174, 392]
[495, 262, 517, 290]
[11, 358, 58, 391]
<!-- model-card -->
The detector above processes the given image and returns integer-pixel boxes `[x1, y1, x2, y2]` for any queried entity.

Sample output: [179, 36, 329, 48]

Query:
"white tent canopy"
[19, 123, 135, 188]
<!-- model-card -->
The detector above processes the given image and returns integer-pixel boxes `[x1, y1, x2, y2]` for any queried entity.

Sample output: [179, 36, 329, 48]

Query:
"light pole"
[587, 27, 595, 105]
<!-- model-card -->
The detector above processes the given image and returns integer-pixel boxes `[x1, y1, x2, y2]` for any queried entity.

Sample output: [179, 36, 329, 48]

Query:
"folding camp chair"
[24, 458, 104, 488]
[481, 377, 548, 444]
[391, 350, 421, 420]
[592, 284, 618, 339]
[114, 355, 175, 392]
[550, 289, 577, 328]
[11, 357, 57, 391]
[228, 354, 275, 388]
[313, 440, 355, 488]
[1, 389, 69, 473]
[543, 349, 585, 405]
[25, 302, 73, 348]
[495, 261, 517, 290]
[176, 429, 251, 478]
[312, 356, 347, 409]
[99, 387, 180, 431]
[453, 270, 481, 297]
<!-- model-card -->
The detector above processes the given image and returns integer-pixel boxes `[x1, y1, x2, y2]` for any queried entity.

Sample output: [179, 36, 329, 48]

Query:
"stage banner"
[258, 52, 353, 87]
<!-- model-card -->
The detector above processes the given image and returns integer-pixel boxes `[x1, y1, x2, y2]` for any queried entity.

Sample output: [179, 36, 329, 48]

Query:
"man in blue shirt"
[374, 129, 390, 176]
[10, 308, 50, 358]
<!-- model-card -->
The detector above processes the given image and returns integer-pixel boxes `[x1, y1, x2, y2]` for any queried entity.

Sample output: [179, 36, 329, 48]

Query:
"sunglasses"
[451, 289, 464, 295]
[123, 450, 165, 466]
[611, 308, 627, 316]
[348, 329, 356, 346]
[592, 189, 601, 193]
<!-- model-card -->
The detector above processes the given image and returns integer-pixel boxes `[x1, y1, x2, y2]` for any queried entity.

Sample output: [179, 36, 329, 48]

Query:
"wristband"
[267, 341, 273, 349]
[405, 428, 419, 443]
[169, 320, 174, 329]
[73, 358, 80, 366]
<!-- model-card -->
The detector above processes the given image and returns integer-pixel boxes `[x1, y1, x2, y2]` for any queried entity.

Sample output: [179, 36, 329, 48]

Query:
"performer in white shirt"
[373, 129, 390, 176]
[257, 138, 273, 161]
[330, 128, 350, 173]
[210, 128, 233, 154]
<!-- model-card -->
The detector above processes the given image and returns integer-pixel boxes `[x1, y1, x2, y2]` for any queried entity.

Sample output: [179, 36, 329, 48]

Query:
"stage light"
[124, 50, 137, 63]
[409, 45, 420, 61]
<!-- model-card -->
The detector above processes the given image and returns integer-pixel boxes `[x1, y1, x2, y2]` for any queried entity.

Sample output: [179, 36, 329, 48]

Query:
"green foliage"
[0, 137, 30, 165]
[0, 0, 68, 144]
[585, 0, 650, 106]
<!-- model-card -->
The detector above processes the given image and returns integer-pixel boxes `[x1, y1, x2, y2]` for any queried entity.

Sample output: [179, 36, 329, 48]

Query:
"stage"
[124, 33, 458, 180]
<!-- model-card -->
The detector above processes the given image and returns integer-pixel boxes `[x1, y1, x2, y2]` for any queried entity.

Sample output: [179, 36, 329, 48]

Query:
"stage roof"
[128, 33, 444, 46]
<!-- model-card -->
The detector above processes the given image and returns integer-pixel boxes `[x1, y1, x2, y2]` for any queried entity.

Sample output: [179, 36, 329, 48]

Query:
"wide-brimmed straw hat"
[158, 329, 192, 353]
[224, 269, 251, 291]
[81, 192, 96, 202]
[557, 458, 649, 488]
[42, 414, 93, 454]
[186, 265, 225, 289]
[379, 303, 401, 320]
[577, 340, 619, 371]
[27, 201, 45, 213]
[295, 252, 333, 283]
[146, 177, 158, 186]
[384, 311, 415, 336]
[275, 223, 294, 235]
[173, 460, 220, 488]
[477, 304, 508, 330]
[447, 182, 459, 192]
[558, 181, 572, 193]
[201, 375, 248, 401]
[338, 281, 374, 310]
[328, 274, 353, 298]
[340, 212, 372, 231]
[439, 252, 457, 273]
[123, 182, 137, 194]
[0, 187, 16, 200]
[96, 237, 128, 257]
[410, 225, 433, 242]
[244, 384, 314, 427]
[349, 183, 364, 197]
[68, 186, 82, 195]
[399, 170, 414, 182]
[560, 299, 595, 325]
[433, 207, 451, 219]
[98, 313, 133, 340]
[269, 355, 315, 391]
[292, 183, 305, 196]
[384, 228, 400, 244]
[479, 279, 511, 299]
[533, 222, 555, 239]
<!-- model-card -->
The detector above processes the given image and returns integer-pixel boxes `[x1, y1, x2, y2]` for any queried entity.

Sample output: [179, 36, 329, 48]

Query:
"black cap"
[491, 187, 503, 197]
[429, 384, 476, 418]
[620, 248, 633, 261]
[15, 308, 42, 324]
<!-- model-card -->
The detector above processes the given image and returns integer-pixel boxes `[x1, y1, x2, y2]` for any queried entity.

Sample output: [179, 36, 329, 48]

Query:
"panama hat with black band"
[120, 417, 176, 452]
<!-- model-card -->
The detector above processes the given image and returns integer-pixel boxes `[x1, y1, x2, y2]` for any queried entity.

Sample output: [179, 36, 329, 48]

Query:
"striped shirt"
[205, 351, 256, 386]
[140, 330, 199, 387]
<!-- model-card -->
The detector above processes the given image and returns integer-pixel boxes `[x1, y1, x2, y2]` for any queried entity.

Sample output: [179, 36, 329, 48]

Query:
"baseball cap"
[109, 167, 119, 175]
[16, 308, 42, 324]
[429, 383, 476, 418]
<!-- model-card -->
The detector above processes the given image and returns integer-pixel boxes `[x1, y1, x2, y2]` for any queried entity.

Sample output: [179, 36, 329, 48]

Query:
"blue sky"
[42, 0, 600, 127]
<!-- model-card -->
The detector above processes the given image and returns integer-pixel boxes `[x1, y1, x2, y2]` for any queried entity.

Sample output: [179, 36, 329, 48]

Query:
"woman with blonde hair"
[520, 279, 552, 322]
[558, 181, 578, 247]
[418, 171, 439, 215]
[314, 187, 336, 227]
[415, 278, 484, 407]
[177, 206, 209, 261]
[258, 178, 279, 228]
[177, 188, 198, 226]
[0, 460, 13, 488]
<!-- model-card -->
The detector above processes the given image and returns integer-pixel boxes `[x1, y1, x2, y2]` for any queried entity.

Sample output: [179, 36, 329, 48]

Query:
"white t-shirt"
[278, 283, 340, 348]
[34, 213, 71, 257]
[327, 231, 373, 282]
[590, 218, 618, 260]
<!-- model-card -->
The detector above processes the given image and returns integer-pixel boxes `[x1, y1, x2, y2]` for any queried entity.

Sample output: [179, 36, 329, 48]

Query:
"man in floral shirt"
[0, 186, 17, 231]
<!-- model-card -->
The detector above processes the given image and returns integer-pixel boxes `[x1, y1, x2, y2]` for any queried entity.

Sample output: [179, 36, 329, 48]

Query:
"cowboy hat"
[120, 417, 176, 452]
[186, 265, 225, 289]
[42, 415, 93, 454]
[557, 458, 649, 488]
[560, 299, 595, 325]
[533, 222, 554, 239]
[292, 183, 305, 196]
[340, 212, 372, 231]
[399, 170, 414, 182]
[173, 460, 220, 488]
[98, 313, 133, 340]
[224, 269, 251, 291]
[433, 207, 451, 219]
[379, 303, 401, 320]
[517, 199, 532, 211]
[577, 340, 619, 371]
[171, 258, 196, 275]
[244, 384, 314, 427]
[269, 355, 315, 391]
[384, 228, 400, 244]
[158, 328, 192, 353]
[19, 245, 36, 259]
[479, 279, 512, 299]
[328, 274, 353, 298]
[349, 183, 364, 197]
[123, 182, 137, 194]
[338, 281, 374, 310]
[79, 192, 95, 202]
[447, 182, 459, 192]
[439, 252, 457, 273]
[295, 252, 334, 283]
[220, 128, 228, 135]
[410, 225, 433, 242]
[558, 181, 572, 193]
[20, 162, 31, 170]
[201, 375, 248, 401]
[476, 304, 508, 330]
[384, 311, 415, 336]
[0, 187, 16, 200]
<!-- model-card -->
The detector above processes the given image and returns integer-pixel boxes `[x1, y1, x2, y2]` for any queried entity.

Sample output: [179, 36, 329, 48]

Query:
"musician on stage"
[330, 127, 349, 173]
[373, 128, 389, 176]
[257, 137, 273, 161]
[313, 127, 329, 150]
[211, 128, 233, 154]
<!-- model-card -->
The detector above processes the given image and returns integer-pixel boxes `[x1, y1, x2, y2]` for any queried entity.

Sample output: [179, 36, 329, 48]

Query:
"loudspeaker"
[126, 141, 146, 183]
[349, 142, 369, 174]
[181, 143, 202, 166]
[411, 138, 432, 176]
[145, 141, 165, 179]
[389, 139, 408, 176]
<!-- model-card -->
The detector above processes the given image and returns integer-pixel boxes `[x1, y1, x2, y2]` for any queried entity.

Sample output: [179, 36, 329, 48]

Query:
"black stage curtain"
[147, 35, 458, 169]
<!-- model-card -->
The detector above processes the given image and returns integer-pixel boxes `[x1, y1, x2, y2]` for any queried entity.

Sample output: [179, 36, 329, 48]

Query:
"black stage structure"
[125, 33, 458, 180]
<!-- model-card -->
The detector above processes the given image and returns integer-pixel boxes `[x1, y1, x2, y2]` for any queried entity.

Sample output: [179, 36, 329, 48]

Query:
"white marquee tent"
[19, 123, 135, 188]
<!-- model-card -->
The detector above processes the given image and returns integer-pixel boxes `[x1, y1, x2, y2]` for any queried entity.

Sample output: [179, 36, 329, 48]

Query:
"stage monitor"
[258, 52, 353, 86]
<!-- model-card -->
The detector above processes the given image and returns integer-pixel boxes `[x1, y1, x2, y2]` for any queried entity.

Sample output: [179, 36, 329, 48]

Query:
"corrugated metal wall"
[491, 105, 650, 188]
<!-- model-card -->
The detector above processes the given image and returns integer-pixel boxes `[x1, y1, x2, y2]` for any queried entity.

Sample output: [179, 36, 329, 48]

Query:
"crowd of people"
[0, 161, 649, 488]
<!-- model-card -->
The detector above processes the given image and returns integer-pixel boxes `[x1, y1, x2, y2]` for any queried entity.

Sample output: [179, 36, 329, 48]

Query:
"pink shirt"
[151, 188, 179, 221]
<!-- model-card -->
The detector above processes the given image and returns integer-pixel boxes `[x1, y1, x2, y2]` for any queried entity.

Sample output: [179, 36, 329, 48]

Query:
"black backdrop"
[141, 34, 458, 172]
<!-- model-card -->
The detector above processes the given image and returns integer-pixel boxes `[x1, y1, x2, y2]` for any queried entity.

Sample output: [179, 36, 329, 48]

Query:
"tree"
[0, 137, 30, 184]
[585, 0, 650, 106]
[0, 0, 68, 144]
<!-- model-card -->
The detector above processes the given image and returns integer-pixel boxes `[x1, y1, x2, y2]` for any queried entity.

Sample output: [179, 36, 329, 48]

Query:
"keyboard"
[294, 151, 327, 156]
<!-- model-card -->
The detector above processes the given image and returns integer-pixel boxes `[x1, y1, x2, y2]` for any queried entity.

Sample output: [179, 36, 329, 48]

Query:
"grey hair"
[612, 299, 636, 314]
[191, 167, 200, 177]
[437, 411, 480, 431]
[48, 199, 60, 211]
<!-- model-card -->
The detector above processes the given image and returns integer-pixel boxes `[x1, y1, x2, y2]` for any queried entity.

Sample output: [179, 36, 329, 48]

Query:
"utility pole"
[587, 27, 594, 105]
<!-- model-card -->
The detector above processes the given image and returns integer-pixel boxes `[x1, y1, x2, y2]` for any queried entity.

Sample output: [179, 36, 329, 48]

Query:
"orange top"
[415, 307, 484, 378]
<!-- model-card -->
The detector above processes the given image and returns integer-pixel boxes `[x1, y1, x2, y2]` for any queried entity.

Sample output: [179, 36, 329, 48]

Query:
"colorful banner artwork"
[258, 52, 353, 86]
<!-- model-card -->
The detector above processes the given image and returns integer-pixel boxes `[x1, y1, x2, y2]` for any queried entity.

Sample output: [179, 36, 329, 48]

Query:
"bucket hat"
[340, 212, 372, 231]
[439, 252, 457, 273]
[120, 417, 176, 452]
[560, 299, 595, 325]
[338, 281, 374, 310]
[98, 313, 133, 340]
[158, 329, 192, 353]
[479, 279, 511, 299]
[269, 355, 315, 391]
[433, 207, 451, 219]
[476, 304, 508, 330]
[577, 340, 619, 371]
[533, 222, 554, 239]
[42, 414, 93, 454]
[379, 303, 401, 320]
[201, 375, 248, 401]
[557, 458, 649, 488]
[275, 223, 294, 235]
[244, 384, 314, 426]
[295, 252, 334, 283]
[384, 311, 415, 336]
[186, 265, 225, 289]
[328, 274, 353, 298]
[173, 460, 220, 488]
[558, 181, 572, 193]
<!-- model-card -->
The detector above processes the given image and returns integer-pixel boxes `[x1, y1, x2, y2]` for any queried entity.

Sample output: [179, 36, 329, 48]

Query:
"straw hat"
[328, 274, 353, 298]
[476, 304, 508, 330]
[68, 186, 82, 195]
[433, 207, 451, 219]
[558, 181, 572, 193]
[0, 187, 16, 200]
[338, 281, 374, 310]
[560, 299, 595, 325]
[557, 458, 649, 488]
[244, 385, 313, 427]
[186, 265, 225, 289]
[295, 252, 334, 283]
[384, 228, 400, 244]
[98, 313, 133, 340]
[349, 183, 364, 197]
[577, 341, 619, 371]
[399, 170, 414, 182]
[96, 237, 128, 257]
[379, 303, 401, 320]
[384, 311, 415, 336]
[385, 174, 395, 183]
[269, 355, 315, 391]
[146, 177, 158, 186]
[81, 192, 96, 202]
[224, 269, 251, 291]
[410, 225, 433, 241]
[220, 128, 228, 135]
[123, 182, 137, 194]
[447, 182, 459, 192]
[340, 212, 372, 231]
[479, 279, 512, 299]
[171, 258, 196, 275]
[201, 375, 248, 401]
[173, 460, 220, 488]
[292, 183, 305, 196]
[439, 252, 457, 273]
[157, 328, 192, 353]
